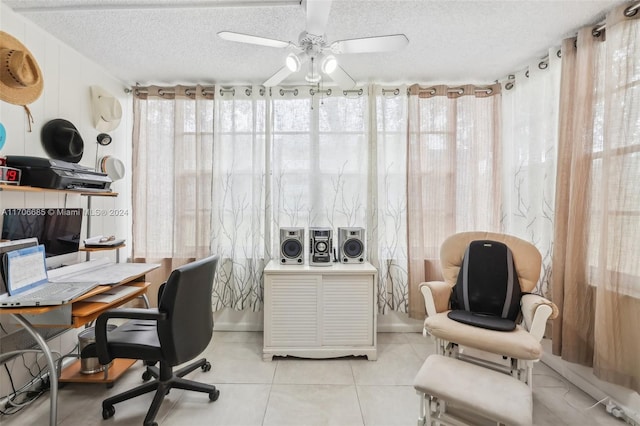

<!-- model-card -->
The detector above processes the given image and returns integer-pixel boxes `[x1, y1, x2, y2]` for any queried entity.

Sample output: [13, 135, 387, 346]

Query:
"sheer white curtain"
[132, 85, 215, 306]
[501, 49, 562, 296]
[407, 84, 503, 318]
[134, 83, 411, 314]
[132, 86, 214, 259]
[370, 85, 409, 313]
[209, 85, 410, 313]
[269, 86, 369, 232]
[210, 86, 268, 311]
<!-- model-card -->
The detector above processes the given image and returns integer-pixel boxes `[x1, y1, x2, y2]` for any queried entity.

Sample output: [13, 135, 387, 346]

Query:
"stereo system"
[279, 226, 365, 266]
[338, 227, 366, 263]
[309, 227, 333, 266]
[279, 227, 304, 264]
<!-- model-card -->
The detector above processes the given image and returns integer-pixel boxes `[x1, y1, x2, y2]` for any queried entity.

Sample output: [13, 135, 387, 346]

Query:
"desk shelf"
[79, 243, 126, 252]
[0, 183, 118, 197]
[80, 244, 126, 263]
[70, 282, 148, 327]
[59, 359, 138, 384]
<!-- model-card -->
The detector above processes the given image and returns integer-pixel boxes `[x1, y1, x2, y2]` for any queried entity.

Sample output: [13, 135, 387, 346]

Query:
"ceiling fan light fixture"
[305, 72, 322, 84]
[286, 52, 301, 72]
[321, 55, 337, 74]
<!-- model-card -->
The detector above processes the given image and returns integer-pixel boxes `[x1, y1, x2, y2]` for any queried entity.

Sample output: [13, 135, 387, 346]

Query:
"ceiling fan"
[217, 0, 409, 89]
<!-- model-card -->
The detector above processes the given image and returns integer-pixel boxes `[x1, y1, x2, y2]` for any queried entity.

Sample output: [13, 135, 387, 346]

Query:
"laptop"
[0, 245, 99, 307]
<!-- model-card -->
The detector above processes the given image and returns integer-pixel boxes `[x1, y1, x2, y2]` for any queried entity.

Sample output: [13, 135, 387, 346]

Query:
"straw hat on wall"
[0, 31, 43, 106]
[0, 31, 44, 132]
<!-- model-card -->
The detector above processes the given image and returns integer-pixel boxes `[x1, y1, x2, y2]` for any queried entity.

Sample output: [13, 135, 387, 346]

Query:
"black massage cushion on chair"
[448, 240, 523, 331]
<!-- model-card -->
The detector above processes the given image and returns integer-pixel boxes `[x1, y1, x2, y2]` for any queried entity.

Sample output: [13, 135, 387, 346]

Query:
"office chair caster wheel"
[142, 370, 153, 381]
[209, 389, 220, 401]
[202, 361, 211, 372]
[102, 405, 115, 419]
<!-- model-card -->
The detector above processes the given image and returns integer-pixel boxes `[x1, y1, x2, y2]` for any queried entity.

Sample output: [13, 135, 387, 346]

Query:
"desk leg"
[11, 314, 58, 426]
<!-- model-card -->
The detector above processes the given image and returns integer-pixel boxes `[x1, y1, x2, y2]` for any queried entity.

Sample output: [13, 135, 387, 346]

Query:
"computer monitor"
[0, 237, 39, 295]
[1, 208, 83, 258]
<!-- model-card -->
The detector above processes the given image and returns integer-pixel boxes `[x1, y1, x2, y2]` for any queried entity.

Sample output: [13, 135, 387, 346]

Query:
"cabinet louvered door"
[321, 275, 374, 346]
[264, 275, 321, 347]
[263, 261, 378, 361]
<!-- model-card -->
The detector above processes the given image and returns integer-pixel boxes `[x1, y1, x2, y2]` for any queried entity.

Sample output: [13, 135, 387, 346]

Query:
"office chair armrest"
[94, 308, 167, 363]
[520, 294, 559, 341]
[419, 281, 451, 317]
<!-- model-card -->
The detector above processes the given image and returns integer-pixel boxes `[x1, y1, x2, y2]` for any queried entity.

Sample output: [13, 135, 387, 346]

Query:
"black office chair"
[81, 255, 221, 426]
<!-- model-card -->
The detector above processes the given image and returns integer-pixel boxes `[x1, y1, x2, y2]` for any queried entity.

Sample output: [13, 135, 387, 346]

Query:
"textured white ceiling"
[4, 0, 628, 86]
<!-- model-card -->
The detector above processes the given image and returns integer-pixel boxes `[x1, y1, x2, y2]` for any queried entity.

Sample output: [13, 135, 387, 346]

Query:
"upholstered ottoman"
[413, 355, 532, 426]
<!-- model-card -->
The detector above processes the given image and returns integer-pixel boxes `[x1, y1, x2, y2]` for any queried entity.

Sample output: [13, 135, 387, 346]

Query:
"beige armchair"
[421, 231, 558, 387]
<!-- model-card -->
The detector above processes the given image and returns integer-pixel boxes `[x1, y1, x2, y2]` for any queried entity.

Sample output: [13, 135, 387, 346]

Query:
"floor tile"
[206, 340, 264, 362]
[0, 331, 627, 426]
[357, 385, 419, 426]
[532, 396, 566, 425]
[409, 342, 436, 360]
[376, 332, 409, 344]
[212, 331, 263, 343]
[163, 383, 270, 426]
[403, 331, 430, 346]
[273, 358, 355, 385]
[533, 384, 622, 425]
[263, 384, 363, 426]
[351, 343, 424, 385]
[206, 358, 277, 384]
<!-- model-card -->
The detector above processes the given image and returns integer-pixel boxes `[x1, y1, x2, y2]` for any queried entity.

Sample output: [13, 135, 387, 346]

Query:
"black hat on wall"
[41, 119, 84, 163]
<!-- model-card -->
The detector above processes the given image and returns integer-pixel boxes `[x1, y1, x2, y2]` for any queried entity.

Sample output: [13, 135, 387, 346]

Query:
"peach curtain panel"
[552, 4, 640, 392]
[406, 84, 502, 319]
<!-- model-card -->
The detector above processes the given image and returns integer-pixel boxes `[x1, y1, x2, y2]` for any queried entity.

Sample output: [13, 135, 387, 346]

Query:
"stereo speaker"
[309, 227, 333, 266]
[338, 227, 365, 263]
[279, 227, 304, 265]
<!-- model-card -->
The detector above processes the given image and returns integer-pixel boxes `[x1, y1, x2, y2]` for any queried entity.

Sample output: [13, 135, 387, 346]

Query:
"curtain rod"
[128, 86, 215, 96]
[414, 87, 495, 95]
[592, 2, 639, 36]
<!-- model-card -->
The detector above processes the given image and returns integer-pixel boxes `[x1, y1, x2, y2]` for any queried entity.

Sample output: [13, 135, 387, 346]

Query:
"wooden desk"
[0, 263, 157, 426]
[79, 243, 126, 263]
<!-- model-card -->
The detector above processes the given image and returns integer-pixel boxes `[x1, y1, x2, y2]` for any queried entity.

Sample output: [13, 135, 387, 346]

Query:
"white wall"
[0, 2, 133, 398]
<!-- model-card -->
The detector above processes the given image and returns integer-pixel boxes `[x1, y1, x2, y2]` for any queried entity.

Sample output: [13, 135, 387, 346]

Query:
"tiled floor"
[0, 332, 625, 426]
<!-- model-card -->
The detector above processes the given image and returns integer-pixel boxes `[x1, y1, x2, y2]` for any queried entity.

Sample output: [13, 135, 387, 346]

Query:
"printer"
[4, 156, 112, 191]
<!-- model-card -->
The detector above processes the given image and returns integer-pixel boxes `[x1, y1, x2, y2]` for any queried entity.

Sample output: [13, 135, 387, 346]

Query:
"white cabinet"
[263, 260, 377, 361]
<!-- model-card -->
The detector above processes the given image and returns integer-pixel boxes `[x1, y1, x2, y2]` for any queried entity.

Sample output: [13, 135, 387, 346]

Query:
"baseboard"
[213, 321, 263, 332]
[213, 309, 263, 331]
[377, 310, 424, 333]
[212, 308, 424, 333]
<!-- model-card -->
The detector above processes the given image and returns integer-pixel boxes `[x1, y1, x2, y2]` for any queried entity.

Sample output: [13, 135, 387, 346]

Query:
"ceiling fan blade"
[331, 34, 409, 54]
[304, 0, 332, 35]
[263, 66, 295, 87]
[218, 31, 290, 49]
[328, 64, 356, 90]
